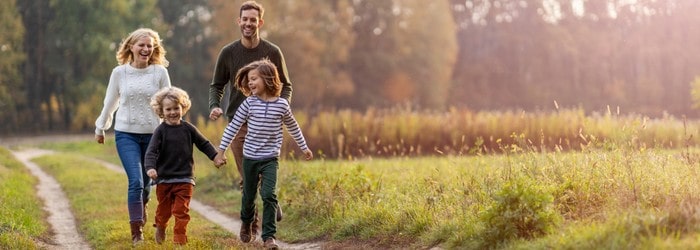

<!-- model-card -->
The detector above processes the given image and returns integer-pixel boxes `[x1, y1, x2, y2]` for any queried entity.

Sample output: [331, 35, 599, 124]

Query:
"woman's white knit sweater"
[95, 63, 171, 135]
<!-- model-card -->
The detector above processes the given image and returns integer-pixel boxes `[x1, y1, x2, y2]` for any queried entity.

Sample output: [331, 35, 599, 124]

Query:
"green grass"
[36, 138, 700, 249]
[0, 147, 49, 249]
[275, 147, 700, 249]
[31, 152, 244, 249]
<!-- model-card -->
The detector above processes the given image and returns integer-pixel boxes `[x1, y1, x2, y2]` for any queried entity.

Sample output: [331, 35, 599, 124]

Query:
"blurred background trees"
[0, 0, 25, 133]
[2, 0, 700, 135]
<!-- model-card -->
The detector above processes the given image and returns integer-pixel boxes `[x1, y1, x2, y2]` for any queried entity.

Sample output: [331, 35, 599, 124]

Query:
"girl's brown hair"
[234, 59, 281, 97]
[116, 28, 169, 67]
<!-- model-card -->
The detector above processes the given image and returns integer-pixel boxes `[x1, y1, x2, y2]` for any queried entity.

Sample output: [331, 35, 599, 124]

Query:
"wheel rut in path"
[12, 149, 91, 250]
[83, 153, 322, 249]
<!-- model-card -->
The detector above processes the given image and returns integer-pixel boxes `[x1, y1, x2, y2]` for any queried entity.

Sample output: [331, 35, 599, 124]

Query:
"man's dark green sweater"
[209, 39, 292, 119]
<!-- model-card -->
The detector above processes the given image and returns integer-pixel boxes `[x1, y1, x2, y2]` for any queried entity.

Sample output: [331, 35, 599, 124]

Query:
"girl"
[215, 59, 312, 249]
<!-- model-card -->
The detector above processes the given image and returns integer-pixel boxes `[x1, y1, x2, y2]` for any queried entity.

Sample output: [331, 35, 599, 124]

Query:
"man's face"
[238, 9, 262, 39]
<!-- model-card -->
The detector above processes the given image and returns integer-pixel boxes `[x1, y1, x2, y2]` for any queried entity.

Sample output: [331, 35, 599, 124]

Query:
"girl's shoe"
[240, 222, 252, 243]
[263, 238, 279, 249]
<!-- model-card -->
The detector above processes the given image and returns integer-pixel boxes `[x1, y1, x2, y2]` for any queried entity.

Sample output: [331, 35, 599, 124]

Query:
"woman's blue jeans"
[115, 131, 152, 223]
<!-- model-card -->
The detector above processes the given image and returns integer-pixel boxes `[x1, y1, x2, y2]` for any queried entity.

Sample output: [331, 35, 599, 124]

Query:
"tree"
[349, 0, 457, 109]
[157, 0, 216, 118]
[448, 0, 699, 116]
[264, 0, 356, 110]
[0, 0, 25, 134]
[17, 0, 52, 132]
[18, 0, 163, 132]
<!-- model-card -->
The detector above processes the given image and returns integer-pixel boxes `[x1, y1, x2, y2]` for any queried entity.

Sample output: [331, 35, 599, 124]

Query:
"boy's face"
[162, 98, 183, 126]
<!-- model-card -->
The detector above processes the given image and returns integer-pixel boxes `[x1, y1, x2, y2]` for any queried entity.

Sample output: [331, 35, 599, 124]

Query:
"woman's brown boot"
[130, 221, 144, 245]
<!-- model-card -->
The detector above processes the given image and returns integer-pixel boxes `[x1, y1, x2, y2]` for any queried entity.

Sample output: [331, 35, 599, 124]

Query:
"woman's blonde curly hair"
[116, 28, 169, 67]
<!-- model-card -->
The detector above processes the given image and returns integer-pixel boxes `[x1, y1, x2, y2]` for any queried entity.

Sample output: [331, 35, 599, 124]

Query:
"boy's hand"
[302, 149, 313, 160]
[214, 150, 227, 168]
[214, 158, 226, 168]
[147, 169, 157, 180]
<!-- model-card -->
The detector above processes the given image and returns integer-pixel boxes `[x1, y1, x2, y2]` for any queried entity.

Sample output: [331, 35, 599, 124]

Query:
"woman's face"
[130, 36, 155, 66]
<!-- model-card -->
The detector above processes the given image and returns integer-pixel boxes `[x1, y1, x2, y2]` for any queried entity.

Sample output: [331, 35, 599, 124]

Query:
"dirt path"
[11, 149, 91, 250]
[13, 147, 321, 249]
[90, 156, 321, 249]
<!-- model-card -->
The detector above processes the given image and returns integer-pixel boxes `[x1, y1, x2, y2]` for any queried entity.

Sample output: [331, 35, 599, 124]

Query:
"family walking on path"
[92, 0, 311, 248]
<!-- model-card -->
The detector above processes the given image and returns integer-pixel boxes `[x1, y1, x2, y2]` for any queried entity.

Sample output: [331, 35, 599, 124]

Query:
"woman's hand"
[95, 134, 105, 144]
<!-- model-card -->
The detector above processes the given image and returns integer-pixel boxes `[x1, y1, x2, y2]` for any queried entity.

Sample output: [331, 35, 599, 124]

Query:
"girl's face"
[162, 98, 183, 126]
[247, 69, 268, 98]
[130, 36, 154, 67]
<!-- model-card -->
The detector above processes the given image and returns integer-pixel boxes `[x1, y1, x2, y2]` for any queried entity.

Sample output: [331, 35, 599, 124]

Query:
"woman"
[94, 28, 171, 245]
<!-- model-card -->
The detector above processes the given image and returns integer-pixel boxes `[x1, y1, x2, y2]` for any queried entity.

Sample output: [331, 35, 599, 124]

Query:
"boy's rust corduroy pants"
[154, 183, 193, 244]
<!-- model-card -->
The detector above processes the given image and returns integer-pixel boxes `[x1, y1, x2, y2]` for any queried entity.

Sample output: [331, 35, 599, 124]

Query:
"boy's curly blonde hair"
[150, 87, 191, 118]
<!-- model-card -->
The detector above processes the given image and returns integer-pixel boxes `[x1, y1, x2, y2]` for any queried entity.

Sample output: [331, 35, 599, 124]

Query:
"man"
[208, 1, 291, 248]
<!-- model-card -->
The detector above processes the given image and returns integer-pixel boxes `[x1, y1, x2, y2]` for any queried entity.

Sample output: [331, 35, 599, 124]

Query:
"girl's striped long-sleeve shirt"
[218, 96, 308, 160]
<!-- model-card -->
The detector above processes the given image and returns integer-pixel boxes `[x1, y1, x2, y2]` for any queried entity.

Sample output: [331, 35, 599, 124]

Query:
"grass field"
[5, 108, 700, 249]
[25, 138, 700, 249]
[31, 153, 241, 249]
[0, 147, 49, 249]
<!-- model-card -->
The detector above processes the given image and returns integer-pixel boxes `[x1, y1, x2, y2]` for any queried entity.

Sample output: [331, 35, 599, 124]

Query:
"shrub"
[480, 177, 561, 247]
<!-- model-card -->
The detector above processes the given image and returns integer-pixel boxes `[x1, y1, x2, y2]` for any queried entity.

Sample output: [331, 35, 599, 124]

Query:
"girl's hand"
[147, 169, 157, 180]
[302, 149, 313, 160]
[214, 150, 227, 168]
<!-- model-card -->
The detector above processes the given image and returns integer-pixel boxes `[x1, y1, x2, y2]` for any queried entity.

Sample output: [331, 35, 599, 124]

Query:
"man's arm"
[272, 49, 292, 102]
[209, 47, 231, 112]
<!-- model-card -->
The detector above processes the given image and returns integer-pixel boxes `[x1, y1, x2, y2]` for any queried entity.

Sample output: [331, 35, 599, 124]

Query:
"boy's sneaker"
[154, 225, 166, 244]
[263, 238, 279, 249]
[239, 222, 252, 243]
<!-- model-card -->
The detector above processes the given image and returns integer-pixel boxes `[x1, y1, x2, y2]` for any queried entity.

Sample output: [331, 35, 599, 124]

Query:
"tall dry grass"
[196, 107, 700, 160]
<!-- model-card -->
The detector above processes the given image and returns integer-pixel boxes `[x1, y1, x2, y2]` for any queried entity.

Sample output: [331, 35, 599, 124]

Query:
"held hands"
[147, 169, 157, 180]
[209, 107, 223, 121]
[302, 149, 313, 161]
[214, 150, 227, 168]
